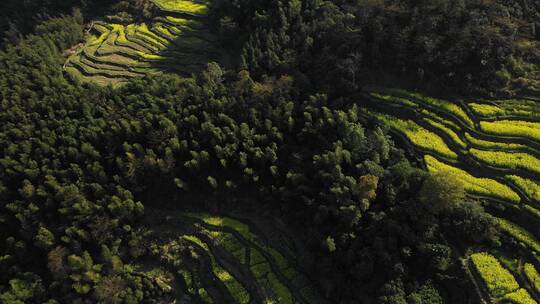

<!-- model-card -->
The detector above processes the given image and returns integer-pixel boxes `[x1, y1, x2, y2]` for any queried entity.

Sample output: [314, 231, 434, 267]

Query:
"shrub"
[419, 171, 466, 213]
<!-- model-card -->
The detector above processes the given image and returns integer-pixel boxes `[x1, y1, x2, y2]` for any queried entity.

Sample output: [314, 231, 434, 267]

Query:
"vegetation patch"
[469, 149, 540, 175]
[506, 176, 540, 203]
[495, 218, 540, 254]
[480, 120, 540, 142]
[64, 0, 220, 86]
[524, 263, 540, 294]
[502, 288, 538, 304]
[425, 155, 521, 203]
[470, 252, 519, 298]
[370, 111, 458, 159]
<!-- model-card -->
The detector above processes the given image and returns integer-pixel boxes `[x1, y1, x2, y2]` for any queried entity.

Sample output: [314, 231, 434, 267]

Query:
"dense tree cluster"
[212, 0, 540, 95]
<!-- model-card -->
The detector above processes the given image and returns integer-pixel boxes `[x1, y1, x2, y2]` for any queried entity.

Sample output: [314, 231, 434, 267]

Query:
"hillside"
[0, 0, 540, 303]
[64, 0, 224, 86]
[363, 88, 540, 303]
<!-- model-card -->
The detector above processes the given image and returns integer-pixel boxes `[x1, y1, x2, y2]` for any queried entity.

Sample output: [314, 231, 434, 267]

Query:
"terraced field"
[363, 88, 540, 303]
[139, 209, 325, 303]
[64, 0, 221, 86]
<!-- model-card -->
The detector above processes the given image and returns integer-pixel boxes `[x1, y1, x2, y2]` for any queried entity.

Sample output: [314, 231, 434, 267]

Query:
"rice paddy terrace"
[64, 0, 222, 86]
[362, 88, 540, 303]
[139, 210, 325, 304]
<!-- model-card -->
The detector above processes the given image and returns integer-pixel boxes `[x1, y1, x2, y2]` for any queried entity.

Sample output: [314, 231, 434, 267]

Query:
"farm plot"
[364, 88, 540, 302]
[64, 0, 221, 87]
[139, 210, 325, 304]
[364, 88, 540, 205]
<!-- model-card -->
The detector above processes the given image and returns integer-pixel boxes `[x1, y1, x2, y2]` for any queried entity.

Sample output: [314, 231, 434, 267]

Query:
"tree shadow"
[144, 1, 238, 76]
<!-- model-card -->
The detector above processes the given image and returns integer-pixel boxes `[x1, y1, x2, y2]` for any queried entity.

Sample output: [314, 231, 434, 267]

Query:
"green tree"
[419, 171, 465, 214]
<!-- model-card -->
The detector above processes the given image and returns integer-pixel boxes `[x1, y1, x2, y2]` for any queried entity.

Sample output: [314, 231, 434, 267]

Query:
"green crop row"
[524, 263, 540, 294]
[88, 29, 110, 47]
[371, 89, 475, 127]
[382, 88, 475, 127]
[186, 214, 300, 303]
[69, 55, 141, 78]
[469, 103, 506, 117]
[136, 23, 170, 47]
[152, 0, 208, 14]
[267, 272, 294, 303]
[187, 214, 296, 277]
[495, 218, 540, 253]
[64, 66, 128, 87]
[202, 228, 248, 264]
[425, 155, 521, 203]
[153, 24, 177, 40]
[370, 92, 418, 108]
[470, 99, 540, 118]
[185, 213, 258, 243]
[420, 109, 463, 130]
[469, 149, 540, 175]
[464, 133, 527, 150]
[370, 111, 458, 159]
[408, 92, 474, 127]
[182, 235, 250, 304]
[65, 0, 214, 87]
[470, 252, 519, 298]
[370, 91, 465, 131]
[506, 175, 540, 203]
[480, 120, 540, 142]
[423, 118, 467, 149]
[248, 247, 295, 304]
[525, 206, 540, 223]
[502, 288, 537, 304]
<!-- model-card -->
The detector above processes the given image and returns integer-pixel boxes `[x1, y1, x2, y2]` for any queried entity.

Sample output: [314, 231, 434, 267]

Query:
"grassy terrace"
[480, 120, 540, 142]
[469, 149, 540, 175]
[141, 211, 323, 304]
[470, 252, 519, 298]
[507, 175, 540, 203]
[365, 90, 540, 204]
[425, 155, 521, 203]
[365, 89, 540, 302]
[469, 252, 537, 304]
[153, 0, 208, 14]
[367, 110, 458, 159]
[470, 99, 540, 119]
[183, 213, 323, 304]
[64, 0, 219, 86]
